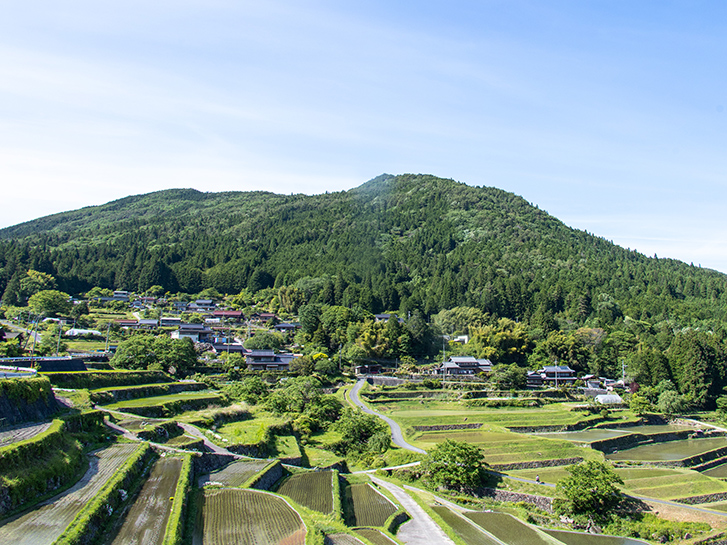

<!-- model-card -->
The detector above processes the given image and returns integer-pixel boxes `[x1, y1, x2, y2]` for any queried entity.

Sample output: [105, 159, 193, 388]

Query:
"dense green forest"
[2, 174, 727, 406]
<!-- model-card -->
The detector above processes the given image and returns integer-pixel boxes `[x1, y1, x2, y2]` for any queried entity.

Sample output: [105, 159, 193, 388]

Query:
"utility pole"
[55, 323, 63, 356]
[105, 323, 110, 352]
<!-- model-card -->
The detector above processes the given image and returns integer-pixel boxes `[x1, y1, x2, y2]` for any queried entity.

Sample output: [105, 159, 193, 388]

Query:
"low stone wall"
[614, 446, 727, 469]
[674, 492, 727, 505]
[412, 423, 483, 432]
[137, 421, 183, 441]
[590, 430, 713, 454]
[192, 452, 237, 475]
[363, 391, 448, 400]
[477, 488, 553, 513]
[693, 456, 727, 472]
[490, 458, 583, 472]
[248, 461, 283, 491]
[366, 377, 409, 387]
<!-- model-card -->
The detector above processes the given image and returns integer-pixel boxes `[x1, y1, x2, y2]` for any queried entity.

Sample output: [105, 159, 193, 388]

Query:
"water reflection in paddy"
[533, 429, 631, 442]
[607, 437, 727, 461]
[544, 529, 649, 545]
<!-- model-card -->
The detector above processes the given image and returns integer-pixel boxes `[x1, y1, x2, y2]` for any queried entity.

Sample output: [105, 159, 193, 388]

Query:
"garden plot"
[0, 421, 52, 447]
[0, 443, 140, 545]
[198, 459, 270, 488]
[194, 488, 305, 545]
[108, 456, 183, 545]
[277, 471, 336, 514]
[345, 483, 397, 527]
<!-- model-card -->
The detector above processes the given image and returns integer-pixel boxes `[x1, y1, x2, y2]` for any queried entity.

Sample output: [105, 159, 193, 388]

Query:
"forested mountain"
[1, 174, 726, 328]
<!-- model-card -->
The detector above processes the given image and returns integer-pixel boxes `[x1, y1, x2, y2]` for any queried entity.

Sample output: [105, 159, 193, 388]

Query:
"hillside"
[1, 174, 726, 328]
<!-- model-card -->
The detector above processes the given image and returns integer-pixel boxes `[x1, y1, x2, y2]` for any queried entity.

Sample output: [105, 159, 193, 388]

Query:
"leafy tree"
[111, 334, 197, 376]
[243, 331, 284, 351]
[28, 290, 71, 317]
[225, 376, 269, 404]
[422, 439, 485, 490]
[20, 270, 57, 299]
[657, 390, 688, 415]
[331, 408, 390, 455]
[555, 460, 623, 518]
[488, 363, 527, 390]
[629, 392, 652, 415]
[0, 337, 23, 357]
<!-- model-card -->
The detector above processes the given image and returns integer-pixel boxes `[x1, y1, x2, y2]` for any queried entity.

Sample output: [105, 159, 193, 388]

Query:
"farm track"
[108, 456, 183, 545]
[0, 421, 52, 447]
[368, 476, 455, 545]
[350, 380, 426, 455]
[0, 443, 139, 545]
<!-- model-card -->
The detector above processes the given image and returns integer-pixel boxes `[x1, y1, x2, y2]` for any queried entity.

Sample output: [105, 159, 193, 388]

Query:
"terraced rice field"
[353, 528, 398, 545]
[198, 459, 270, 487]
[431, 506, 500, 545]
[543, 529, 649, 544]
[0, 421, 52, 447]
[195, 488, 305, 545]
[616, 467, 727, 500]
[478, 434, 598, 465]
[465, 512, 556, 545]
[346, 483, 397, 527]
[702, 462, 727, 479]
[115, 418, 166, 432]
[105, 392, 224, 411]
[109, 456, 183, 545]
[324, 534, 365, 545]
[277, 471, 335, 514]
[0, 443, 140, 545]
[606, 437, 727, 462]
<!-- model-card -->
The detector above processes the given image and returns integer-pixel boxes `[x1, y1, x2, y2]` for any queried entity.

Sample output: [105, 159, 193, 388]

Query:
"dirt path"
[108, 456, 183, 545]
[0, 443, 139, 545]
[368, 475, 455, 545]
[0, 421, 52, 447]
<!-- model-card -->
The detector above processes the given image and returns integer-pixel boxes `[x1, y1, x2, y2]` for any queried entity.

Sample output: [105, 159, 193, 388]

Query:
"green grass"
[104, 392, 219, 409]
[274, 435, 301, 459]
[214, 413, 287, 444]
[303, 446, 345, 469]
[617, 468, 727, 500]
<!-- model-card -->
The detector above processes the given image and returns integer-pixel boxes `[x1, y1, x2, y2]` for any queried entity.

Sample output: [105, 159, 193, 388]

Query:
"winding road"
[349, 379, 426, 455]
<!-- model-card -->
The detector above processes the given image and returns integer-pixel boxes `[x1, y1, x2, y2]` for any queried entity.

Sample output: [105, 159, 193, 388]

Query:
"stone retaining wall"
[412, 423, 483, 432]
[192, 452, 237, 475]
[490, 458, 583, 471]
[477, 488, 554, 513]
[590, 430, 716, 453]
[248, 461, 284, 490]
[674, 492, 727, 505]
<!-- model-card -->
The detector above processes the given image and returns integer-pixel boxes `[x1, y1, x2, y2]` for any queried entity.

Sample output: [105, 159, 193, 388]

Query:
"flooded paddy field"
[606, 436, 727, 462]
[703, 463, 727, 479]
[543, 529, 649, 545]
[533, 429, 631, 443]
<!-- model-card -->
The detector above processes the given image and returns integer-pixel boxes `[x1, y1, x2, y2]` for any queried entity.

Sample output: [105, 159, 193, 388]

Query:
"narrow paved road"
[369, 475, 455, 545]
[349, 379, 426, 454]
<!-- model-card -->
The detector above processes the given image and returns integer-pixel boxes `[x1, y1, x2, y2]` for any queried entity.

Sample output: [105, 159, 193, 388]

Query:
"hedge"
[162, 454, 193, 545]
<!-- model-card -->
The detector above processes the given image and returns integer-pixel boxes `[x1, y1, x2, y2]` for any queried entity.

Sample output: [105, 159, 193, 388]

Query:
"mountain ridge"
[0, 173, 725, 330]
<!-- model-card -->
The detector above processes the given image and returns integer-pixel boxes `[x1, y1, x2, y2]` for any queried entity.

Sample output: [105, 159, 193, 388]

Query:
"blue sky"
[1, 1, 726, 272]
